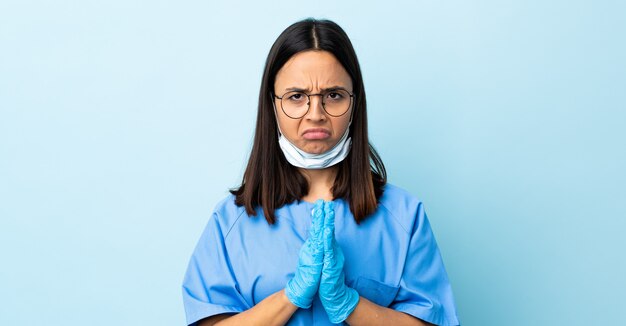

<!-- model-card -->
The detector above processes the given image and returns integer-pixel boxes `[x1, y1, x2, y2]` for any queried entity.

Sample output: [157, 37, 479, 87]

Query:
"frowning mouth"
[302, 128, 331, 140]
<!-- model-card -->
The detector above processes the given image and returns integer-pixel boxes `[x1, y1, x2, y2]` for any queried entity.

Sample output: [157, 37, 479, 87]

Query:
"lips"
[302, 128, 331, 140]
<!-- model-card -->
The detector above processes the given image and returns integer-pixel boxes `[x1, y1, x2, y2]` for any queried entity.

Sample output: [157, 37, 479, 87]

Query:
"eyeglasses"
[273, 88, 354, 119]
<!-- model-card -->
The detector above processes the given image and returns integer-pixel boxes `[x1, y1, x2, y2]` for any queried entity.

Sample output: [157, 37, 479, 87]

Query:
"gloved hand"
[285, 199, 325, 308]
[319, 201, 360, 323]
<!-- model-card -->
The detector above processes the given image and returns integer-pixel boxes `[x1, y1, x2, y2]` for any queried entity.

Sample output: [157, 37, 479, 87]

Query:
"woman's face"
[273, 50, 353, 155]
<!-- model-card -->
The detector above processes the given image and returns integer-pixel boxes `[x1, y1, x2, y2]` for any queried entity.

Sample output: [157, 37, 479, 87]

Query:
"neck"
[299, 165, 339, 203]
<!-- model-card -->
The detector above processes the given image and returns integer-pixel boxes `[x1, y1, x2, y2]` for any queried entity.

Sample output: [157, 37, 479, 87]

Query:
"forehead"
[274, 50, 353, 92]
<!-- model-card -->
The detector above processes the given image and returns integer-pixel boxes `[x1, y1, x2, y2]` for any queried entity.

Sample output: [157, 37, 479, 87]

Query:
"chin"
[305, 148, 327, 155]
[301, 145, 329, 154]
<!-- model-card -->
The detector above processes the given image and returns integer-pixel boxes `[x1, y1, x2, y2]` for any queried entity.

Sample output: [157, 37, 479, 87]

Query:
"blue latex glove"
[285, 199, 325, 308]
[319, 201, 360, 323]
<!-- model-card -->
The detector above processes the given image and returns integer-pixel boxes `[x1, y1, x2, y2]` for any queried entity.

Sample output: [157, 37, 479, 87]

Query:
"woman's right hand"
[284, 199, 326, 308]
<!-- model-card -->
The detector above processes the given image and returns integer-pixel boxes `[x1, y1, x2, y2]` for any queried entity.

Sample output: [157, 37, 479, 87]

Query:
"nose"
[305, 94, 326, 121]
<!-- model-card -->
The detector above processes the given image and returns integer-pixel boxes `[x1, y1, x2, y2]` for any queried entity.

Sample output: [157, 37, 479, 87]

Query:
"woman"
[182, 18, 460, 325]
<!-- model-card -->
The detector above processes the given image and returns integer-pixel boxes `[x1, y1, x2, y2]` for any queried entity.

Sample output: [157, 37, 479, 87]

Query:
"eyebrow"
[284, 85, 348, 92]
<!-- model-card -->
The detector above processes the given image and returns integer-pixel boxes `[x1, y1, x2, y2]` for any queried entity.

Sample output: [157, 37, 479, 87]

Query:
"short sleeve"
[390, 203, 461, 326]
[181, 212, 250, 326]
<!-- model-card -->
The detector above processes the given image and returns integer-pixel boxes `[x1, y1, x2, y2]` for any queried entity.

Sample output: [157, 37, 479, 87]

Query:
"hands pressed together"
[285, 199, 360, 323]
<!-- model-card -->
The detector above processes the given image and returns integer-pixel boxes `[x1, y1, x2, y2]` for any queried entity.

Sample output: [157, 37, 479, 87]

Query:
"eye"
[326, 91, 345, 101]
[286, 92, 306, 102]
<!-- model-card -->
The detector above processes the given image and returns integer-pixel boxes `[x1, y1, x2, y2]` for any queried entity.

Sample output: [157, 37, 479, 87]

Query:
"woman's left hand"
[318, 201, 360, 323]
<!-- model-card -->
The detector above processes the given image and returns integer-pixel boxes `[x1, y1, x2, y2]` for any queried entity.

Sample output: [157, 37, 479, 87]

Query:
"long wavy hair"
[230, 18, 386, 225]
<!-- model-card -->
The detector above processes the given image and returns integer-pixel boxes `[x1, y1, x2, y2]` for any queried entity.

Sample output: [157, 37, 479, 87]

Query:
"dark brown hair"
[230, 18, 386, 224]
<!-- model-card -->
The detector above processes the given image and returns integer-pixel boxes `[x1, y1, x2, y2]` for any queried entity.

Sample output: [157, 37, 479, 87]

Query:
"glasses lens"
[281, 91, 309, 118]
[323, 89, 351, 117]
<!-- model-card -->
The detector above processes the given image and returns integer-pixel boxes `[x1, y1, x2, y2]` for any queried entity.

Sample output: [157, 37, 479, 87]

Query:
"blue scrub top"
[182, 184, 460, 325]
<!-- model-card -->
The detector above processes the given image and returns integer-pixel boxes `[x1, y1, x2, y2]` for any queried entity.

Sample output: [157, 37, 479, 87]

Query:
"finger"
[322, 201, 334, 230]
[323, 226, 334, 257]
[310, 200, 324, 239]
[323, 201, 335, 235]
[316, 201, 326, 245]
[324, 200, 335, 216]
[314, 206, 323, 234]
[313, 199, 324, 216]
[322, 201, 338, 264]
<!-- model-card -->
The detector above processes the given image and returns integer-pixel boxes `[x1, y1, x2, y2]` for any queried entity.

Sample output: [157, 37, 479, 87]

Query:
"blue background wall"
[1, 1, 624, 325]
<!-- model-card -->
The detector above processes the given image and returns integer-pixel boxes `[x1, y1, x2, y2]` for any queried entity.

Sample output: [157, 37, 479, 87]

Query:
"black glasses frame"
[273, 88, 354, 119]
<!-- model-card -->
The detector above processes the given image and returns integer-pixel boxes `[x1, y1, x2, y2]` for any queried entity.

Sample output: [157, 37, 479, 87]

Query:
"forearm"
[345, 296, 435, 326]
[199, 289, 298, 326]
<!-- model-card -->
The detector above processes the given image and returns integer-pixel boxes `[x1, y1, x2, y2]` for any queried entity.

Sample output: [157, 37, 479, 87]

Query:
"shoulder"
[379, 183, 423, 209]
[209, 193, 248, 238]
[377, 183, 425, 235]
